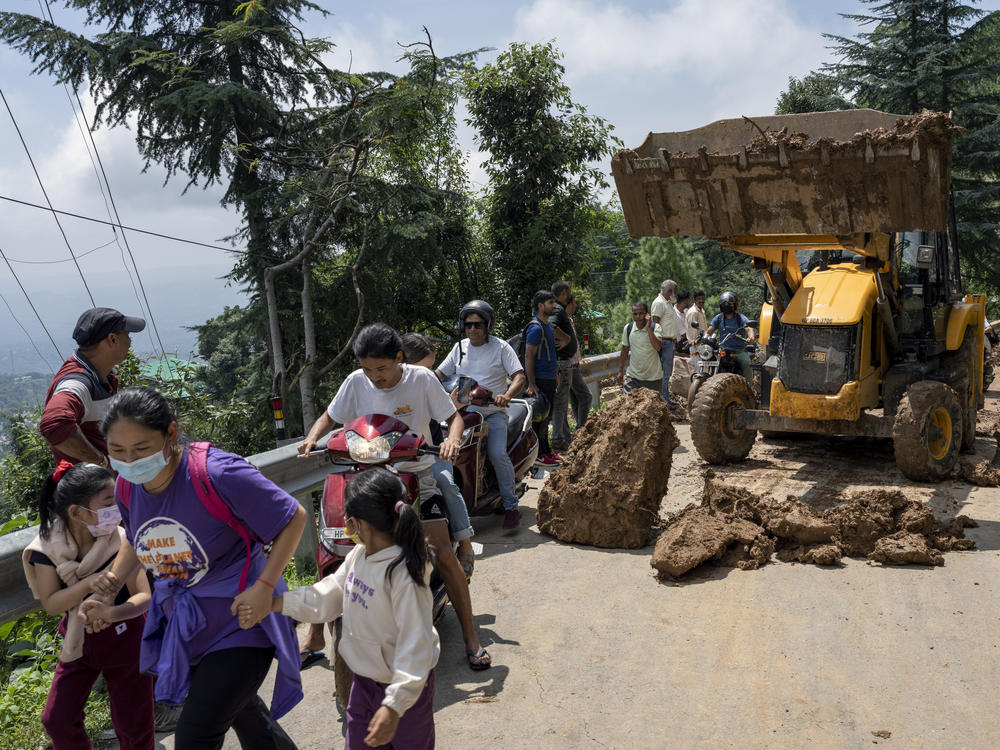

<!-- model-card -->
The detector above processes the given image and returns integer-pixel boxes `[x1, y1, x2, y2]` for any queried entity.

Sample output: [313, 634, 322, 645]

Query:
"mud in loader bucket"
[611, 109, 957, 239]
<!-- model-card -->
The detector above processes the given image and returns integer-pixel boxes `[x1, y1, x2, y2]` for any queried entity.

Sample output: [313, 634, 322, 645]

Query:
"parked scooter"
[440, 374, 540, 516]
[687, 321, 754, 407]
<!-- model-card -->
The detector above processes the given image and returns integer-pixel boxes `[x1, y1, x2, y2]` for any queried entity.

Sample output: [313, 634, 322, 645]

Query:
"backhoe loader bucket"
[612, 109, 957, 239]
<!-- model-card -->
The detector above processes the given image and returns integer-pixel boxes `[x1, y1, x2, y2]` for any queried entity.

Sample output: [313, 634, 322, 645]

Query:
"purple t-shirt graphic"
[119, 448, 299, 661]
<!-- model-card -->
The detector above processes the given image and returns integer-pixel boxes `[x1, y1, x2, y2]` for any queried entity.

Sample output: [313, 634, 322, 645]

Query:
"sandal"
[300, 648, 324, 670]
[457, 552, 475, 581]
[467, 647, 492, 671]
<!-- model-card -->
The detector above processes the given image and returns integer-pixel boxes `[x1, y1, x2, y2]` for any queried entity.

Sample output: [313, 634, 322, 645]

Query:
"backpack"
[116, 441, 256, 594]
[507, 319, 551, 368]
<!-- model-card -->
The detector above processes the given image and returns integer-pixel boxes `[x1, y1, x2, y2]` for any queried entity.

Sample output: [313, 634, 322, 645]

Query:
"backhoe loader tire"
[691, 373, 757, 464]
[893, 381, 963, 482]
[942, 332, 977, 452]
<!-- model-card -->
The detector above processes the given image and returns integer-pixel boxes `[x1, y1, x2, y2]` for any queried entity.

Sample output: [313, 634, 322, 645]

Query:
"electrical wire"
[0, 195, 246, 255]
[0, 88, 96, 307]
[0, 243, 63, 362]
[4, 238, 116, 265]
[0, 291, 55, 374]
[41, 0, 168, 364]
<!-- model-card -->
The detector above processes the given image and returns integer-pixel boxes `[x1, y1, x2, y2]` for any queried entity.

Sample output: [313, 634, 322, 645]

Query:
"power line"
[0, 195, 245, 255]
[41, 0, 168, 365]
[0, 291, 55, 374]
[0, 87, 96, 307]
[0, 243, 63, 362]
[5, 238, 116, 265]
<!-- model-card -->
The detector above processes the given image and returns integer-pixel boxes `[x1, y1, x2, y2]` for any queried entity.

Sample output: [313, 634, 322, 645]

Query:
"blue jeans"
[659, 338, 676, 404]
[430, 459, 474, 541]
[472, 408, 519, 511]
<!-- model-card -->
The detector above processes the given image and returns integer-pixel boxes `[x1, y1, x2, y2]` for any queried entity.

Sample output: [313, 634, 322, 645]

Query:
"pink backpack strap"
[115, 475, 131, 509]
[188, 441, 254, 593]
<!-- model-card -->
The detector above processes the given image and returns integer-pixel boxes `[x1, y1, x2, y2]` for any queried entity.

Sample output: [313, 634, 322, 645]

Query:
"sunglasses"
[464, 321, 486, 329]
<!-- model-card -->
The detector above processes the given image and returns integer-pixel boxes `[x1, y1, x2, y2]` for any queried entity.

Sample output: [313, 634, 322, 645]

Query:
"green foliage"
[0, 404, 52, 524]
[775, 73, 854, 114]
[624, 236, 712, 306]
[0, 608, 111, 748]
[0, 374, 49, 413]
[464, 42, 622, 331]
[786, 0, 1000, 291]
[282, 554, 317, 589]
[118, 351, 273, 457]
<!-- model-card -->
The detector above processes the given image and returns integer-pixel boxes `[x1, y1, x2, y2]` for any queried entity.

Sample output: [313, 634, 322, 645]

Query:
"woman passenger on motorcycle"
[400, 332, 477, 579]
[298, 323, 492, 671]
[705, 291, 755, 383]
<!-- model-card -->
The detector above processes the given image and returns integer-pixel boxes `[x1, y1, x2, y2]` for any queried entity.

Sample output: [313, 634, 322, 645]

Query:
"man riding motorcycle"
[704, 291, 755, 384]
[436, 300, 526, 530]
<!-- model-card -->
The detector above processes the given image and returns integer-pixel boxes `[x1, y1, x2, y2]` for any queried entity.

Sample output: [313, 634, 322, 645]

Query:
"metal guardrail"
[0, 356, 624, 624]
[0, 435, 335, 625]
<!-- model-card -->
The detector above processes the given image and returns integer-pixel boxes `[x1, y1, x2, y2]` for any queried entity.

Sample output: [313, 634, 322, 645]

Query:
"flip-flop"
[300, 648, 324, 670]
[457, 552, 475, 581]
[467, 647, 492, 671]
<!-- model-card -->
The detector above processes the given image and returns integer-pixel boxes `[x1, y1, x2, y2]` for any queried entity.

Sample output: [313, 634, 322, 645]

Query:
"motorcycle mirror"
[747, 320, 759, 328]
[691, 320, 700, 329]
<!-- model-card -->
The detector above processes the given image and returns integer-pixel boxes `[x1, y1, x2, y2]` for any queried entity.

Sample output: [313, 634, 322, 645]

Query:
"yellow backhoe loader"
[612, 109, 984, 482]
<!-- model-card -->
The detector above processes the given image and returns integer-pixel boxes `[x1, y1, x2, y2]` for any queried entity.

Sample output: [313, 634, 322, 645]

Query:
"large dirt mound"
[651, 474, 976, 578]
[537, 388, 679, 548]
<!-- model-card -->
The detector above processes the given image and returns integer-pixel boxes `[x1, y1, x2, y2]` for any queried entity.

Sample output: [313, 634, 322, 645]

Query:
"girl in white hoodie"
[255, 468, 440, 749]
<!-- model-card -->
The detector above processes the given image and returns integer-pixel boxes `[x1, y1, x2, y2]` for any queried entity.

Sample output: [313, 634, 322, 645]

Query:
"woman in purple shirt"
[87, 387, 305, 749]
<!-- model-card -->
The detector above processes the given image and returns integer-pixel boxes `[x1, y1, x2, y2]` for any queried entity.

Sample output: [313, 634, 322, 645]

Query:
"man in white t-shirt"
[650, 279, 679, 409]
[299, 323, 492, 671]
[437, 300, 526, 530]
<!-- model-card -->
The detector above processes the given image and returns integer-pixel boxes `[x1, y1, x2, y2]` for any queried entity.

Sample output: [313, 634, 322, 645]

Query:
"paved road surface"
[141, 420, 1000, 749]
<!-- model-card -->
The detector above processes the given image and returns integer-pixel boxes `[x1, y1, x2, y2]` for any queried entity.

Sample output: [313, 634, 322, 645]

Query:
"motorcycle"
[687, 321, 754, 407]
[440, 374, 540, 517]
[304, 376, 538, 708]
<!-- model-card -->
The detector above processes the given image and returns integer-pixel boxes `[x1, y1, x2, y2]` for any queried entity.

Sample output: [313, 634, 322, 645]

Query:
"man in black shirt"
[550, 280, 593, 452]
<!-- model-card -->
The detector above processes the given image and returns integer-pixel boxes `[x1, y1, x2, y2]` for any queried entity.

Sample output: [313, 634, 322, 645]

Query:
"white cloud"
[513, 0, 824, 79]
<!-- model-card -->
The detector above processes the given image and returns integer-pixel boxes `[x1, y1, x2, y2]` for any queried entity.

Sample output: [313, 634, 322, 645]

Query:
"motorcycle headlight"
[345, 430, 403, 463]
[698, 343, 714, 360]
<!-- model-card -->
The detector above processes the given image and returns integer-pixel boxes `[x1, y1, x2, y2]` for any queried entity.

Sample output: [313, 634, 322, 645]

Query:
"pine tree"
[819, 1, 1000, 288]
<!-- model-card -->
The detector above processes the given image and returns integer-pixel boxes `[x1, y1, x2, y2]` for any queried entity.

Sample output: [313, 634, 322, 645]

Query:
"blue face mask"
[110, 441, 170, 485]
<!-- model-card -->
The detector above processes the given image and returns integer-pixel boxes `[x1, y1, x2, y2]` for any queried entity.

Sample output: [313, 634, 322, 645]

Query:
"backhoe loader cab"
[612, 109, 984, 482]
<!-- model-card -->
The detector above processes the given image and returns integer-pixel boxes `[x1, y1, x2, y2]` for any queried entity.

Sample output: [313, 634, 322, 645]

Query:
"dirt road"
[151, 395, 1000, 749]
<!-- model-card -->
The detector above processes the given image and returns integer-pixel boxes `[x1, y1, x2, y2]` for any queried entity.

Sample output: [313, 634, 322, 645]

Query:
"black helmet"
[527, 390, 550, 423]
[719, 291, 738, 315]
[458, 300, 495, 333]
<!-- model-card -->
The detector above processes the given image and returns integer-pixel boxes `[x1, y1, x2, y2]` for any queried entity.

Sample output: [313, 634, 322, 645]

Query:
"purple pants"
[345, 670, 435, 750]
[42, 614, 154, 750]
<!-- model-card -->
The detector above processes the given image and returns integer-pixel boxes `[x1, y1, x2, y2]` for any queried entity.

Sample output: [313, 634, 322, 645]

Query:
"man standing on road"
[685, 290, 708, 348]
[524, 290, 561, 467]
[650, 280, 679, 408]
[549, 280, 592, 453]
[674, 290, 692, 354]
[40, 307, 146, 465]
[437, 300, 526, 530]
[618, 302, 663, 394]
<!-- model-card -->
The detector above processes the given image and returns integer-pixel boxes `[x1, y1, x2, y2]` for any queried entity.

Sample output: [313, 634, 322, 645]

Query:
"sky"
[0, 0, 998, 373]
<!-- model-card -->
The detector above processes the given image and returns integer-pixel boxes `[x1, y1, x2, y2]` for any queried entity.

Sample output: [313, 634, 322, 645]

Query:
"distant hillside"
[0, 373, 49, 412]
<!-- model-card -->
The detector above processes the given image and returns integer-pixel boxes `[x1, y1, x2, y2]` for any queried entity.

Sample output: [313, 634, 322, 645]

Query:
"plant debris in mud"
[537, 388, 679, 549]
[650, 472, 976, 578]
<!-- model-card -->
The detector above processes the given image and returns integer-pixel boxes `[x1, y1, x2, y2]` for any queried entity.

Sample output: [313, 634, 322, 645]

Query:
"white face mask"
[81, 504, 121, 536]
[109, 440, 170, 485]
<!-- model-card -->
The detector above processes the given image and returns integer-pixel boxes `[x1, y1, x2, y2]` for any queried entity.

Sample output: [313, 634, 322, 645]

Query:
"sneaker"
[534, 453, 560, 467]
[502, 509, 521, 529]
[153, 701, 183, 733]
[549, 452, 564, 464]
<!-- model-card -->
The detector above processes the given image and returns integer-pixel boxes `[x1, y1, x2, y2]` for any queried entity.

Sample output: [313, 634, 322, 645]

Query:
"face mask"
[82, 505, 121, 536]
[110, 441, 170, 485]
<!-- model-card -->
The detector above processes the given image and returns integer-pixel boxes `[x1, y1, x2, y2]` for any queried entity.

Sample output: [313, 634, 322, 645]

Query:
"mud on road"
[161, 389, 1000, 750]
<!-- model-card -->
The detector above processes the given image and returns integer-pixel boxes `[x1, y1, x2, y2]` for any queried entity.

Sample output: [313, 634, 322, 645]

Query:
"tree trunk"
[299, 255, 318, 429]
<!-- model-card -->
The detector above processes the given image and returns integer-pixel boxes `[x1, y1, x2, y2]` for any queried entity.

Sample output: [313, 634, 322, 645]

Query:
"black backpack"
[507, 319, 551, 368]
